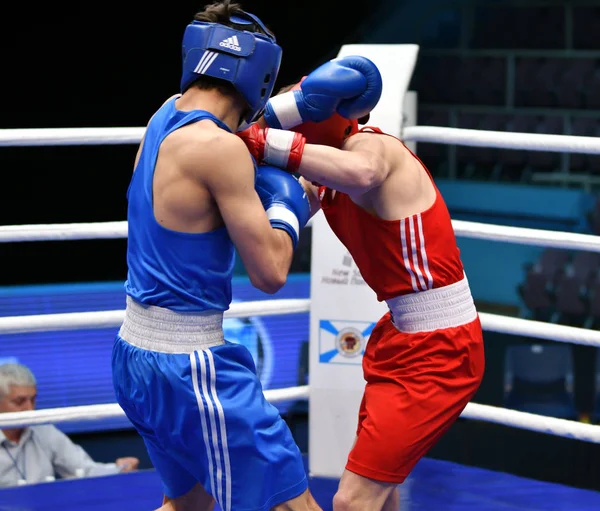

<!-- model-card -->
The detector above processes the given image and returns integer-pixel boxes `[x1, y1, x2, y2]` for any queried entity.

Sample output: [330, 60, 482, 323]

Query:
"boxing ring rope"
[3, 125, 600, 454]
[3, 219, 600, 253]
[0, 386, 311, 429]
[0, 300, 311, 334]
[1, 302, 600, 347]
[3, 125, 600, 154]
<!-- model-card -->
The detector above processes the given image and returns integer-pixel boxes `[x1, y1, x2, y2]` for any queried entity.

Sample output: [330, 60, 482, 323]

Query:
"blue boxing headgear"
[181, 10, 282, 125]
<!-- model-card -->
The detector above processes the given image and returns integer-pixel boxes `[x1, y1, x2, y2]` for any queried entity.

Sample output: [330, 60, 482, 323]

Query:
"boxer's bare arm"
[185, 132, 293, 294]
[296, 132, 394, 195]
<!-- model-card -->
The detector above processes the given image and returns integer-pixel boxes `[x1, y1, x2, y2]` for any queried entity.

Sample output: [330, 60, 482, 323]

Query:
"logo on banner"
[318, 320, 375, 365]
[336, 327, 364, 357]
[320, 251, 367, 287]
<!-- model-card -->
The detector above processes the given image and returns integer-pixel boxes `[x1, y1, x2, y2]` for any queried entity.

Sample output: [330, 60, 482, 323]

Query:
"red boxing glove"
[237, 124, 306, 172]
[237, 123, 267, 162]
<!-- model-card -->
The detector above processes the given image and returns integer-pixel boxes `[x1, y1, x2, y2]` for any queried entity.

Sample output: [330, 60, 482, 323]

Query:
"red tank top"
[318, 129, 464, 303]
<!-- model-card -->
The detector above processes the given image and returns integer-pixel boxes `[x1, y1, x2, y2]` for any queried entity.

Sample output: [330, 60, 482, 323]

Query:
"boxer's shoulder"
[170, 123, 249, 171]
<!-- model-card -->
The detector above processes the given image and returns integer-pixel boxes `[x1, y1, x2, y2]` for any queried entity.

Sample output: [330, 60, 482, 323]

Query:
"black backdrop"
[2, 1, 384, 286]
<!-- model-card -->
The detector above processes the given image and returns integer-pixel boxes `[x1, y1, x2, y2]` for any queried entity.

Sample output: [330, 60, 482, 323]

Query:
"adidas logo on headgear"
[219, 35, 241, 51]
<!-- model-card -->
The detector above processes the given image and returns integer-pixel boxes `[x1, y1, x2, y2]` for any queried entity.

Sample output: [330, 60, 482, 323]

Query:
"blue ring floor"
[1, 457, 600, 511]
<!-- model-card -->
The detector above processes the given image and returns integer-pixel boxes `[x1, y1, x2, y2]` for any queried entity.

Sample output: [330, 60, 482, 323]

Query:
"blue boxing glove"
[336, 56, 382, 120]
[255, 164, 311, 249]
[264, 56, 382, 129]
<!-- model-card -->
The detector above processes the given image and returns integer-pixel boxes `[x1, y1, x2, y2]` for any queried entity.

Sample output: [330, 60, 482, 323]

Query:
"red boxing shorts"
[346, 312, 485, 483]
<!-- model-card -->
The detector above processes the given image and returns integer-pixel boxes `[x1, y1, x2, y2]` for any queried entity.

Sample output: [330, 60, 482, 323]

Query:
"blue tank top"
[124, 97, 236, 312]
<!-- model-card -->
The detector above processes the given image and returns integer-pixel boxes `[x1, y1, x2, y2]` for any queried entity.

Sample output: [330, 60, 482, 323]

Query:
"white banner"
[309, 43, 420, 479]
[308, 208, 388, 478]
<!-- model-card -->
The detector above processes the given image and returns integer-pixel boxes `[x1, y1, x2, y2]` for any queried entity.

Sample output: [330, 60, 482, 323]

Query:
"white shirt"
[0, 425, 120, 487]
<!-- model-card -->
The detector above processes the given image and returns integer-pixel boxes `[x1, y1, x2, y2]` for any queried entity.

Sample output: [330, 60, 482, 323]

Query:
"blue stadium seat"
[461, 57, 507, 105]
[553, 268, 589, 326]
[573, 6, 600, 50]
[560, 59, 594, 108]
[412, 55, 461, 104]
[569, 251, 600, 284]
[514, 58, 562, 108]
[413, 56, 505, 106]
[518, 270, 554, 321]
[471, 5, 565, 49]
[584, 67, 600, 109]
[519, 249, 570, 320]
[587, 198, 600, 235]
[514, 58, 595, 109]
[504, 344, 578, 420]
[530, 248, 571, 280]
[586, 275, 600, 329]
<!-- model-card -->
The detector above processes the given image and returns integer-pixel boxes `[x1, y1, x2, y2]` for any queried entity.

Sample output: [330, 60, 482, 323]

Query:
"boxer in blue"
[111, 1, 381, 510]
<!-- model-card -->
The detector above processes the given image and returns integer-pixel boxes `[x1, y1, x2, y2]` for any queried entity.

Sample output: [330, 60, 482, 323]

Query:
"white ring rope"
[2, 219, 600, 253]
[0, 221, 128, 242]
[1, 300, 600, 348]
[403, 126, 600, 154]
[452, 220, 600, 252]
[0, 386, 310, 428]
[0, 127, 145, 147]
[460, 402, 600, 444]
[2, 301, 599, 441]
[1, 387, 599, 445]
[3, 125, 600, 154]
[0, 299, 311, 334]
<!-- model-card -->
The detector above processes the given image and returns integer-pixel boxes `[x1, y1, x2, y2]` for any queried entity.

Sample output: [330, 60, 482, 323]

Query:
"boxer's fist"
[255, 165, 311, 248]
[238, 124, 306, 172]
[237, 123, 267, 162]
[264, 56, 381, 129]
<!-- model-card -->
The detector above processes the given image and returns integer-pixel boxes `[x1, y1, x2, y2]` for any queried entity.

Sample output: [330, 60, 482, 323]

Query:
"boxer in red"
[238, 75, 486, 511]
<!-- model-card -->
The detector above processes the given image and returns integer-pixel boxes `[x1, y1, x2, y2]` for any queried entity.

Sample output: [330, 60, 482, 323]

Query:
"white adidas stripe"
[400, 219, 419, 292]
[194, 50, 218, 75]
[189, 352, 217, 498]
[409, 216, 427, 291]
[190, 350, 232, 511]
[205, 350, 232, 511]
[416, 214, 434, 289]
[399, 215, 434, 292]
[193, 51, 211, 73]
[198, 351, 225, 509]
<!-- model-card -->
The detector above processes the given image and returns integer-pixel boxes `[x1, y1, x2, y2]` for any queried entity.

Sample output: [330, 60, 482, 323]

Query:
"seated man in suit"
[0, 363, 139, 487]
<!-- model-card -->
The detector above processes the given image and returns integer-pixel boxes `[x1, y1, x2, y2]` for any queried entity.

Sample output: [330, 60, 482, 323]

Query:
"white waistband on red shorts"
[385, 275, 478, 333]
[118, 296, 225, 353]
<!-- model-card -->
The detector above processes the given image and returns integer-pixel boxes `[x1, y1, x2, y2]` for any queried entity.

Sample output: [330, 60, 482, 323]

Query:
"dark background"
[1, 1, 384, 286]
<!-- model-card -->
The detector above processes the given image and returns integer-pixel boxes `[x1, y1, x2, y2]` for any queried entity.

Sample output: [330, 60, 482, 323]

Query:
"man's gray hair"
[0, 364, 37, 397]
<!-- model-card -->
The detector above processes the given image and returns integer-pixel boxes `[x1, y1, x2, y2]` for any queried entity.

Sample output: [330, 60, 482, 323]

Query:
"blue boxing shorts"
[111, 297, 308, 511]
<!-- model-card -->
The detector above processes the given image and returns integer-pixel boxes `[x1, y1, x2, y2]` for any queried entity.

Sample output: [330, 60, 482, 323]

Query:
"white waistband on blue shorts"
[118, 296, 225, 353]
[385, 275, 478, 333]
